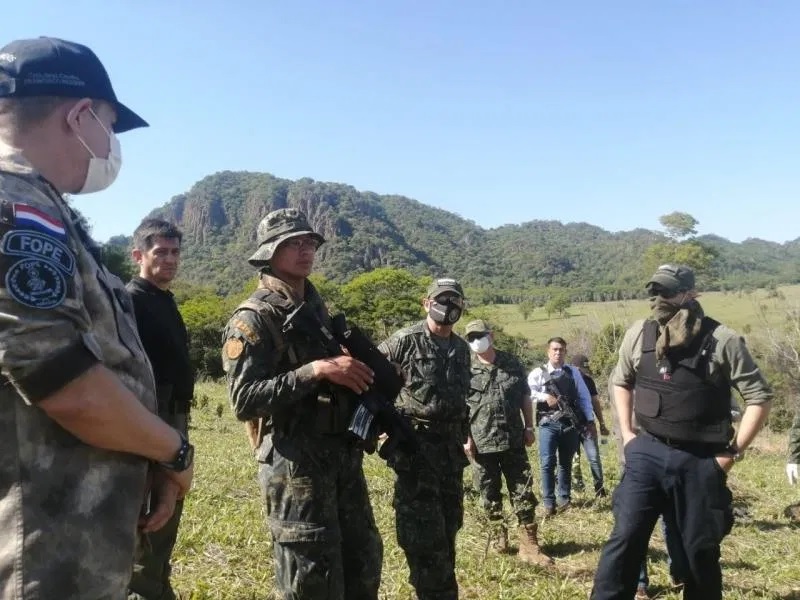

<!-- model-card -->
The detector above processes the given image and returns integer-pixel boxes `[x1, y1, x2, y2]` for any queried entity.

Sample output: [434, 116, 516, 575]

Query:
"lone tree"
[659, 211, 698, 241]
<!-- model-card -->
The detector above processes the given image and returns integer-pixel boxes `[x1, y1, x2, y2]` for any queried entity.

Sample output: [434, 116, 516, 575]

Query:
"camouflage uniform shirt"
[222, 274, 331, 428]
[467, 350, 529, 454]
[378, 320, 471, 436]
[0, 142, 156, 599]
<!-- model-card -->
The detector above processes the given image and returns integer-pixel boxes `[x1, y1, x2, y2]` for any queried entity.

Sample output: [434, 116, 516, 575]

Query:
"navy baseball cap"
[0, 37, 147, 133]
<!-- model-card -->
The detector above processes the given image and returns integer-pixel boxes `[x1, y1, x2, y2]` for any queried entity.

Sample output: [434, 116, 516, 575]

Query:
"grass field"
[481, 285, 800, 346]
[172, 381, 800, 600]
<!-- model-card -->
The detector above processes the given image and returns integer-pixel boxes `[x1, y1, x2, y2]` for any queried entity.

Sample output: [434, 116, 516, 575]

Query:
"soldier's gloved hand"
[599, 422, 610, 437]
[787, 463, 799, 485]
[312, 356, 374, 394]
[584, 422, 598, 439]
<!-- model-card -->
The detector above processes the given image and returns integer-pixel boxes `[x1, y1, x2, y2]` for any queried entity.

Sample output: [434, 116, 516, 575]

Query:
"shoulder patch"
[12, 203, 67, 241]
[1, 229, 75, 274]
[224, 338, 244, 360]
[5, 258, 66, 308]
[231, 316, 260, 345]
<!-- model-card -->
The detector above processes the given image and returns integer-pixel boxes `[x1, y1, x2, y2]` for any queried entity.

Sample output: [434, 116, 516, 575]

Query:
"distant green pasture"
[480, 285, 800, 347]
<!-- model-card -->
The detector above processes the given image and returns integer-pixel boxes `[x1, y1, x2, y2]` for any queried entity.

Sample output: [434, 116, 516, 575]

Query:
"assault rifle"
[282, 302, 418, 460]
[542, 377, 589, 433]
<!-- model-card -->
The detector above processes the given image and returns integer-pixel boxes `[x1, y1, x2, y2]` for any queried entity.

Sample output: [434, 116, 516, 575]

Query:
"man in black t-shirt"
[127, 218, 194, 600]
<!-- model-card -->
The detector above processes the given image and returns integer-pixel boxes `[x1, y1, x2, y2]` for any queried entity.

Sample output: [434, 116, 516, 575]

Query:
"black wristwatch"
[159, 432, 194, 472]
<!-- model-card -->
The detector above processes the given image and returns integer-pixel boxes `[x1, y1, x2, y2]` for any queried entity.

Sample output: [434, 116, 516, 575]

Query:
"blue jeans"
[578, 432, 605, 494]
[538, 420, 580, 508]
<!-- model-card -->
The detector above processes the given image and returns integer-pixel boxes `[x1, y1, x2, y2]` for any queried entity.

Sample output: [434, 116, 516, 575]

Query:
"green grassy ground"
[483, 285, 800, 345]
[172, 382, 800, 599]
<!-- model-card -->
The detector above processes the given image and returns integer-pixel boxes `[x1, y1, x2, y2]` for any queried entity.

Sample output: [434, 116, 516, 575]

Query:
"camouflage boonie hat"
[646, 264, 695, 296]
[465, 319, 490, 336]
[426, 277, 464, 299]
[247, 208, 325, 267]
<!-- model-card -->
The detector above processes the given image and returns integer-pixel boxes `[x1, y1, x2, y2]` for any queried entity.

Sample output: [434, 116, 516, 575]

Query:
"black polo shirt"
[126, 276, 194, 413]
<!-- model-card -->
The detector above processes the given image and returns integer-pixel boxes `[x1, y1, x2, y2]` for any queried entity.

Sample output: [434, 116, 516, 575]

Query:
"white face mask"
[469, 335, 491, 353]
[75, 108, 122, 194]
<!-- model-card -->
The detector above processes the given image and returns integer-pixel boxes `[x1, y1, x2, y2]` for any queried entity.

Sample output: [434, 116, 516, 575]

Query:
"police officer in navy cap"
[0, 37, 192, 599]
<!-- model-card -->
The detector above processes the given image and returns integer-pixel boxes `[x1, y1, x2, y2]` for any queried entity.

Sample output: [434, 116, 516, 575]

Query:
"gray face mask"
[428, 299, 462, 324]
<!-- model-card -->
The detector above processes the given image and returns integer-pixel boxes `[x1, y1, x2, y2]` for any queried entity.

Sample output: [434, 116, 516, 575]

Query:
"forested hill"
[122, 170, 800, 299]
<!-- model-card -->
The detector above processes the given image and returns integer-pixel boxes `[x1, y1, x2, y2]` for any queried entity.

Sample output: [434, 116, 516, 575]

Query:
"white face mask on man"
[468, 335, 491, 354]
[74, 108, 122, 194]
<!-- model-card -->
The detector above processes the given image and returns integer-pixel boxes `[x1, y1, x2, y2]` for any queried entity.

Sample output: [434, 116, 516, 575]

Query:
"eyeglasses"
[433, 294, 464, 308]
[282, 237, 321, 252]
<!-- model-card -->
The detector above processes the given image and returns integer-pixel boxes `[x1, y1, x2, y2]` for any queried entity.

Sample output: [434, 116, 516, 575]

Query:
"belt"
[410, 419, 462, 437]
[644, 431, 726, 456]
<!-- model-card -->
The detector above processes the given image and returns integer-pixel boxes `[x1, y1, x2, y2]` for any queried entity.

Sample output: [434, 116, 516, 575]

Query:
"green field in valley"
[482, 285, 800, 348]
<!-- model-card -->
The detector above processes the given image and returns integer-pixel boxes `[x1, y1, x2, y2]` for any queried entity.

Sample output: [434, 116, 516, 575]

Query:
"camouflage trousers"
[472, 446, 538, 526]
[129, 412, 189, 600]
[390, 437, 468, 600]
[258, 433, 383, 600]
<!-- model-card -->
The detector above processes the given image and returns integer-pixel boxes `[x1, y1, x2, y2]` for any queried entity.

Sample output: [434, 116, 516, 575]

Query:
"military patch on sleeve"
[0, 225, 77, 309]
[231, 317, 260, 345]
[1, 230, 75, 274]
[224, 338, 245, 360]
[5, 258, 66, 308]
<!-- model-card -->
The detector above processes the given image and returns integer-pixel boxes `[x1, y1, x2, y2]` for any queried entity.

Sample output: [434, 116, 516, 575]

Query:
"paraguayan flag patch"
[13, 203, 67, 240]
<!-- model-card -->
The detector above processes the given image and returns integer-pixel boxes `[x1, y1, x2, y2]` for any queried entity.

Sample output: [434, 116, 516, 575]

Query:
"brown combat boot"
[518, 522, 554, 567]
[489, 522, 509, 553]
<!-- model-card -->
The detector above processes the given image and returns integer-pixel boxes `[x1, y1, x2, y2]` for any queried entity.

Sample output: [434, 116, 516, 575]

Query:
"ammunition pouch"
[311, 389, 356, 435]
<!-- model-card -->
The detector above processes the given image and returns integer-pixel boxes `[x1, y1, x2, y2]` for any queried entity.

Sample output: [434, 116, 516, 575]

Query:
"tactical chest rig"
[536, 365, 586, 429]
[237, 288, 354, 449]
[634, 317, 733, 446]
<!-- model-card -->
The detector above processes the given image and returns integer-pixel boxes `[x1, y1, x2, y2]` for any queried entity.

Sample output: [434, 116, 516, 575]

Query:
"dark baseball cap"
[248, 208, 325, 267]
[571, 354, 591, 371]
[646, 264, 695, 296]
[427, 277, 464, 299]
[0, 37, 147, 133]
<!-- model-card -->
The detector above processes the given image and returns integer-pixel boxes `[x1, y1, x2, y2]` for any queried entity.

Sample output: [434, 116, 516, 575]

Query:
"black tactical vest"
[634, 317, 733, 446]
[536, 365, 580, 421]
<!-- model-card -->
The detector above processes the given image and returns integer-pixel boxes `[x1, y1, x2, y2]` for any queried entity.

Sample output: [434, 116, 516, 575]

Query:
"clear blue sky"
[8, 1, 800, 243]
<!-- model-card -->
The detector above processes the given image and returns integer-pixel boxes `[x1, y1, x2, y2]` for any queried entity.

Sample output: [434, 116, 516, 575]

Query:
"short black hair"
[132, 218, 182, 251]
[547, 337, 567, 348]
